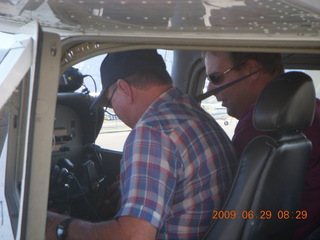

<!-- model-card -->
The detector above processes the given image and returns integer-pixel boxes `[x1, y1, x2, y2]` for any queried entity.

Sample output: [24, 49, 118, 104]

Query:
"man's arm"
[46, 211, 157, 240]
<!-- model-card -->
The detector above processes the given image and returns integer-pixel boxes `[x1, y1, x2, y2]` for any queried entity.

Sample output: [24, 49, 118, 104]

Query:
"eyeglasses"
[207, 60, 248, 85]
[105, 85, 117, 108]
[207, 66, 234, 85]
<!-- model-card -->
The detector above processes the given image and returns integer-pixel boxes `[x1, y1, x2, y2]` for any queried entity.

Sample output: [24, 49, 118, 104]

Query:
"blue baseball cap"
[89, 49, 166, 109]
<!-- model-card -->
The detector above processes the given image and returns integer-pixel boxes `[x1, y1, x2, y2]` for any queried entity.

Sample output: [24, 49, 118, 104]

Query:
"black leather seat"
[201, 71, 316, 240]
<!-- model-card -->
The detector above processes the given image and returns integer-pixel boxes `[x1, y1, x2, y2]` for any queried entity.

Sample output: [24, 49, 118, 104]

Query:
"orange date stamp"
[212, 210, 308, 220]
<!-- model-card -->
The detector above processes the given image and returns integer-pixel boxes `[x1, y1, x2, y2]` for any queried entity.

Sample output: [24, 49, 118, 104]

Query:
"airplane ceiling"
[0, 0, 319, 41]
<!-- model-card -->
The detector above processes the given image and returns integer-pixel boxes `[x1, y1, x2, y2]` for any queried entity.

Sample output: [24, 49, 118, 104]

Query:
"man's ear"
[117, 79, 133, 104]
[244, 59, 262, 81]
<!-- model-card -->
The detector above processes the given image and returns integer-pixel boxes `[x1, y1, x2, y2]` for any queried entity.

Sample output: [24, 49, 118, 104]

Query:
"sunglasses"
[207, 60, 248, 85]
[207, 66, 234, 85]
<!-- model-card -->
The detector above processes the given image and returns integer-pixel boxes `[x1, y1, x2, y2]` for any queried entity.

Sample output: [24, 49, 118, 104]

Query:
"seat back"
[202, 71, 316, 240]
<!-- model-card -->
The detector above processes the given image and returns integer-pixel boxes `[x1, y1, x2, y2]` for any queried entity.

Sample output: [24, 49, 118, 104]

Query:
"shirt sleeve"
[115, 125, 180, 229]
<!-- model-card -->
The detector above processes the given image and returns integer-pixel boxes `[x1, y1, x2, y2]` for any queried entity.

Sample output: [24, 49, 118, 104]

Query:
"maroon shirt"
[232, 100, 320, 239]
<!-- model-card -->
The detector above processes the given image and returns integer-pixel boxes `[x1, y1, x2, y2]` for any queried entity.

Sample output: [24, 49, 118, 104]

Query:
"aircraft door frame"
[1, 22, 61, 239]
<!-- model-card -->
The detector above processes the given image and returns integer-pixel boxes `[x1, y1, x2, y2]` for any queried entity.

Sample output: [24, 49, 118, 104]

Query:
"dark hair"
[123, 67, 172, 89]
[229, 52, 284, 75]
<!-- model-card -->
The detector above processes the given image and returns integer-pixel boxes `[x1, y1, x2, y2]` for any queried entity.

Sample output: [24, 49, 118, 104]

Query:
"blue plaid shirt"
[116, 88, 237, 239]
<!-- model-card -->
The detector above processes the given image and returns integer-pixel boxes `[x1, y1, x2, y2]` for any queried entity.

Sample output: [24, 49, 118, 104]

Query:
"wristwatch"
[56, 218, 74, 240]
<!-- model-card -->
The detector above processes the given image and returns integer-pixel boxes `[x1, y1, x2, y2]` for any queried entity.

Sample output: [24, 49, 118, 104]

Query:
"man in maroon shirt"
[203, 51, 320, 239]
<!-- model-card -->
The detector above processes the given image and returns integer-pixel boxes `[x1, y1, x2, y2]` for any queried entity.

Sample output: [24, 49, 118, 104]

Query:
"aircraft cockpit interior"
[46, 50, 320, 239]
[49, 66, 120, 221]
[1, 0, 320, 238]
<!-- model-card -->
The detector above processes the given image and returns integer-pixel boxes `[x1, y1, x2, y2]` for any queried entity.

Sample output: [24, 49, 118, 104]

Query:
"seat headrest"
[254, 71, 316, 132]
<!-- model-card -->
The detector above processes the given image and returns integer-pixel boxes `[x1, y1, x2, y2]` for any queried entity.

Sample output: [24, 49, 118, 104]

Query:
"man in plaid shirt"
[46, 49, 237, 240]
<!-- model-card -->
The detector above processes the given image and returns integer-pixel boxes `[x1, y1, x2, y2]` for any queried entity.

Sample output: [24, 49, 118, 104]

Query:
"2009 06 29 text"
[212, 210, 308, 220]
